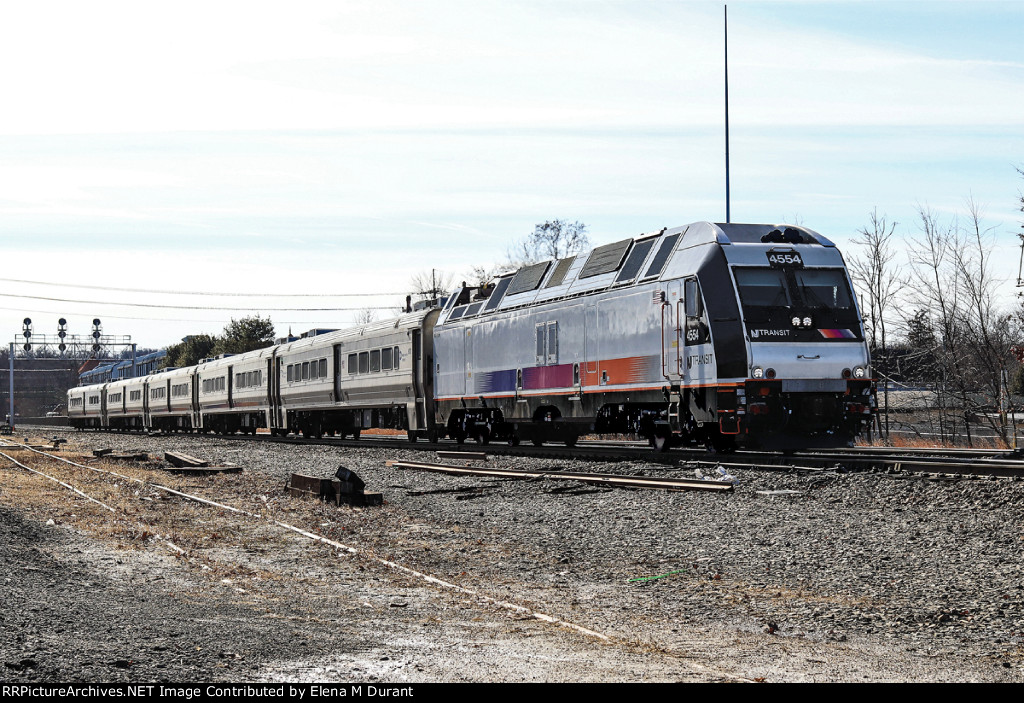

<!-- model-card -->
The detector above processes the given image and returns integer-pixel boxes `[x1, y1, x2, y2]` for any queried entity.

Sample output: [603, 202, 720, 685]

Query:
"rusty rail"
[385, 460, 733, 493]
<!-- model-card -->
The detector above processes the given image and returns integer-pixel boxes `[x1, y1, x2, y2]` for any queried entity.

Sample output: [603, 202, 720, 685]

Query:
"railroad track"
[25, 424, 1024, 479]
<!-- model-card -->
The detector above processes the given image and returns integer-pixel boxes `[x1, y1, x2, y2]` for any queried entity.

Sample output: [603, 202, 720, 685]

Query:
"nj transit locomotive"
[68, 222, 874, 451]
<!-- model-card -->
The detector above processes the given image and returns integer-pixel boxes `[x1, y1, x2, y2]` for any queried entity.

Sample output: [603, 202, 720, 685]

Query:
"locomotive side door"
[661, 281, 684, 381]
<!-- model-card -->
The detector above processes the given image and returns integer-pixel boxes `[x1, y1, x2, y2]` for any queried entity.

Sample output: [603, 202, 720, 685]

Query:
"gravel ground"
[3, 428, 1023, 682]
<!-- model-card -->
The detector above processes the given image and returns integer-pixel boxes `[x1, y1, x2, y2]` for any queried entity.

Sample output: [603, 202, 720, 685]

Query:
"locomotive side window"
[684, 278, 703, 318]
[546, 322, 558, 364]
[535, 325, 545, 364]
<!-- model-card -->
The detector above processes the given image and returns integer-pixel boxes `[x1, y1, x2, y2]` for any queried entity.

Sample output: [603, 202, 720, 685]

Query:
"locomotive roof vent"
[761, 227, 812, 244]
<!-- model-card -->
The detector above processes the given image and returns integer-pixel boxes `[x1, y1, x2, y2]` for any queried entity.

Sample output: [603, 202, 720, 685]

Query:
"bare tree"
[848, 209, 902, 439]
[901, 202, 1020, 446]
[464, 263, 507, 289]
[352, 308, 377, 325]
[409, 269, 455, 303]
[506, 220, 590, 268]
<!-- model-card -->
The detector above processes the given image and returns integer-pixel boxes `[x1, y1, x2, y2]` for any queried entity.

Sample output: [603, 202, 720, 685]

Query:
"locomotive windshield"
[792, 269, 854, 310]
[733, 266, 860, 340]
[734, 269, 791, 308]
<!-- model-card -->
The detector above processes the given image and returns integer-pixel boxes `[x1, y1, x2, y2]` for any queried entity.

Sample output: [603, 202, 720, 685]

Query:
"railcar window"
[580, 239, 632, 279]
[348, 354, 357, 375]
[319, 359, 327, 378]
[508, 261, 552, 296]
[794, 269, 853, 309]
[359, 352, 369, 374]
[615, 237, 657, 283]
[287, 365, 294, 382]
[543, 257, 575, 289]
[546, 322, 558, 364]
[393, 346, 400, 369]
[484, 275, 514, 310]
[302, 362, 309, 381]
[382, 347, 392, 371]
[642, 233, 681, 279]
[734, 269, 791, 307]
[370, 349, 381, 372]
[310, 361, 319, 380]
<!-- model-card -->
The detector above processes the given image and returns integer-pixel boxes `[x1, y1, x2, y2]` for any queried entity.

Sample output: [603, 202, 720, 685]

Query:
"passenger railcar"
[68, 310, 440, 441]
[275, 309, 438, 439]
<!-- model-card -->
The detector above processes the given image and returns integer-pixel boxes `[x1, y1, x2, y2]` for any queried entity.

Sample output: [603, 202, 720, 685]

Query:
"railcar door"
[434, 326, 465, 398]
[661, 281, 684, 381]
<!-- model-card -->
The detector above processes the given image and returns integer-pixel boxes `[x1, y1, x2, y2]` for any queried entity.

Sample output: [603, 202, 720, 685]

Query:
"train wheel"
[455, 431, 466, 445]
[475, 427, 490, 446]
[531, 438, 544, 447]
[705, 435, 736, 454]
[564, 434, 578, 448]
[508, 436, 520, 447]
[351, 429, 361, 440]
[407, 431, 418, 443]
[652, 432, 671, 453]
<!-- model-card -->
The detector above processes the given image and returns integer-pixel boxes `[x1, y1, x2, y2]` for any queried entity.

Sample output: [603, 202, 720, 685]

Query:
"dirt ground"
[2, 433, 1022, 683]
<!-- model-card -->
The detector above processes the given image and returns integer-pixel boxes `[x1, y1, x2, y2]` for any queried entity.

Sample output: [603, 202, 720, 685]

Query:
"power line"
[0, 305, 399, 326]
[0, 277, 403, 298]
[0, 292, 401, 312]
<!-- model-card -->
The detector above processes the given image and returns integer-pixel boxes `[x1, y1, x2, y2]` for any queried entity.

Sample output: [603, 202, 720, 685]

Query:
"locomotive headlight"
[791, 316, 800, 327]
[853, 365, 866, 378]
[765, 368, 777, 379]
[752, 366, 764, 379]
[802, 316, 812, 327]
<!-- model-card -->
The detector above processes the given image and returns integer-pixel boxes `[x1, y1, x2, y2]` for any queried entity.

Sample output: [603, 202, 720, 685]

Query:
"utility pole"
[724, 5, 731, 224]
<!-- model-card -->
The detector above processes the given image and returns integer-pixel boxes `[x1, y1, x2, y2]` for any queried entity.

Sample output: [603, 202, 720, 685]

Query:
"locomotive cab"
[709, 226, 875, 450]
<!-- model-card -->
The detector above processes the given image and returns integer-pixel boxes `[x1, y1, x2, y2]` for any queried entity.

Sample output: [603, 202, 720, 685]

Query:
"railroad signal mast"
[7, 317, 136, 430]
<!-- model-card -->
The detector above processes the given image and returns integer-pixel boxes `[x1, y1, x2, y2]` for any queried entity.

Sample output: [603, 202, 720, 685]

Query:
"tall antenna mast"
[724, 5, 731, 223]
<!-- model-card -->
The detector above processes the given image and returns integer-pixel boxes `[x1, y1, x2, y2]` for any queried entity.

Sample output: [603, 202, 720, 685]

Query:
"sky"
[1, 0, 1022, 352]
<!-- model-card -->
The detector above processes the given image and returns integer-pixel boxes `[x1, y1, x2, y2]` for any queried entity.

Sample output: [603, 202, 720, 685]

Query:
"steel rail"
[386, 460, 734, 492]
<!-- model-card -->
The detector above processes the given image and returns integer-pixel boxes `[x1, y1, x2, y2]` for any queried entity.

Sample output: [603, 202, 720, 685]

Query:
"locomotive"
[68, 221, 874, 451]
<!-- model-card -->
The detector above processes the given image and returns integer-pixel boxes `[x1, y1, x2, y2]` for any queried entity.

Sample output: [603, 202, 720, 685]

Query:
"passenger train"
[68, 222, 875, 451]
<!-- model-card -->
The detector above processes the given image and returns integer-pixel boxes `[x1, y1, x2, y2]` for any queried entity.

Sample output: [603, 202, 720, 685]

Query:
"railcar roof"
[438, 221, 835, 325]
